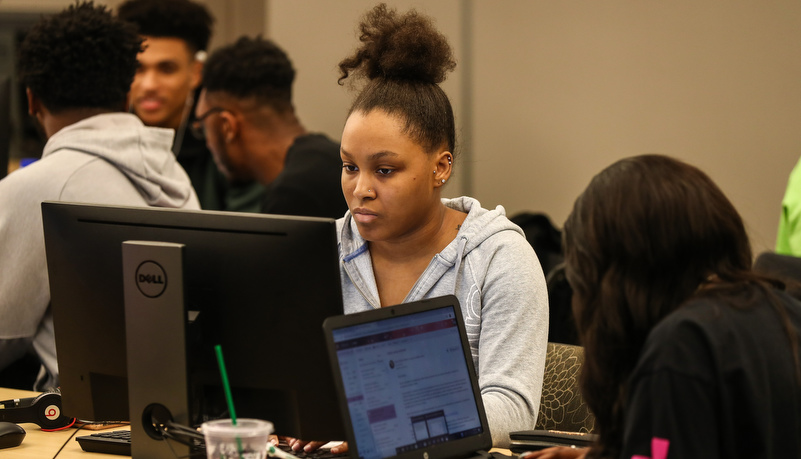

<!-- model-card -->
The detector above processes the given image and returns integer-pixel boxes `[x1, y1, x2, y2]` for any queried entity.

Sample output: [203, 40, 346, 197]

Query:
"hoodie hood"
[42, 113, 194, 207]
[339, 196, 526, 307]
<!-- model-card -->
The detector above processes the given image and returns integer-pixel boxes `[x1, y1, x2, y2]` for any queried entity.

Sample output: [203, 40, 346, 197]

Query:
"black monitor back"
[42, 202, 346, 439]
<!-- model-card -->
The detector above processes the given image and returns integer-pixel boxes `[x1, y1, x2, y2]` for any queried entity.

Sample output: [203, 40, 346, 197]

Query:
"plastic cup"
[201, 418, 274, 459]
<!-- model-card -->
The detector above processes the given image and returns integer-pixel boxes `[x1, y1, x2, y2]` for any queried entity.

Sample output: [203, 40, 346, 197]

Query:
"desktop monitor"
[42, 202, 346, 441]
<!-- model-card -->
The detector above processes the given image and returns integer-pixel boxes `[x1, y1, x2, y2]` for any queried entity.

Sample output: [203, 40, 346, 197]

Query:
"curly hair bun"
[339, 3, 455, 85]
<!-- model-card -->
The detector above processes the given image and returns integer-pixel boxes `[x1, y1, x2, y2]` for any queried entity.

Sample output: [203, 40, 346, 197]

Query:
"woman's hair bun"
[339, 3, 456, 85]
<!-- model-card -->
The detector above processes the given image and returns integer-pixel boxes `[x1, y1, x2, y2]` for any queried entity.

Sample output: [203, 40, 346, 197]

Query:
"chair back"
[536, 342, 595, 433]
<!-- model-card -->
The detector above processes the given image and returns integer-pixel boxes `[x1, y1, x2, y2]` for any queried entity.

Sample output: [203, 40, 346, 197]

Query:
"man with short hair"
[195, 36, 347, 218]
[118, 0, 265, 212]
[0, 1, 199, 390]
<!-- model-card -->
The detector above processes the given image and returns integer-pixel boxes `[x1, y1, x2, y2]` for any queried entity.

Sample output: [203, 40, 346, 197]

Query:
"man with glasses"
[194, 36, 346, 218]
[118, 0, 265, 212]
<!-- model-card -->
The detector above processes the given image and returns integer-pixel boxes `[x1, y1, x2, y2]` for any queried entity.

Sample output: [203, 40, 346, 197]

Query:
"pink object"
[631, 437, 669, 459]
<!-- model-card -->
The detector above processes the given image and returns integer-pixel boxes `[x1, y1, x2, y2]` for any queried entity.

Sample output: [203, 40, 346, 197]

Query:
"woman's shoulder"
[640, 285, 801, 376]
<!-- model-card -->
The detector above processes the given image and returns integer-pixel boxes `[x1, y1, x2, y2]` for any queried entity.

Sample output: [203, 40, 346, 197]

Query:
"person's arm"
[0, 177, 51, 347]
[521, 447, 588, 459]
[776, 161, 801, 256]
[474, 231, 549, 447]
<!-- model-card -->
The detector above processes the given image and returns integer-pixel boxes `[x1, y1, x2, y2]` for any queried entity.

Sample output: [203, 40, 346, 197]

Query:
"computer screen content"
[328, 303, 487, 459]
[42, 202, 346, 441]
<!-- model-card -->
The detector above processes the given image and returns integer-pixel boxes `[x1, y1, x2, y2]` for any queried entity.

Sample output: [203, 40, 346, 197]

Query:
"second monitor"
[42, 202, 346, 442]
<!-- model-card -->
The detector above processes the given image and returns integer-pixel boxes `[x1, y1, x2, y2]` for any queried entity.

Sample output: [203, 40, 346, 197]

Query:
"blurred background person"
[118, 0, 266, 212]
[195, 36, 347, 218]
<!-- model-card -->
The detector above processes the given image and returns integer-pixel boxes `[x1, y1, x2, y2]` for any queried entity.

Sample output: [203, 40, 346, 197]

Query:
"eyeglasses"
[190, 107, 227, 140]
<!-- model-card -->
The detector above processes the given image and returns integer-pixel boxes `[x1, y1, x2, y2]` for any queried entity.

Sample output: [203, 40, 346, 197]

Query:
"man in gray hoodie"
[0, 2, 200, 390]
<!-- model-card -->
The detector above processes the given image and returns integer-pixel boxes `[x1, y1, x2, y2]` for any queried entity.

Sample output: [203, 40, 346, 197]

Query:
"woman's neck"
[369, 205, 465, 263]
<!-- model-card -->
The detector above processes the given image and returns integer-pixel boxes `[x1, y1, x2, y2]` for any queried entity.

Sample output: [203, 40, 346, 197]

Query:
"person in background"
[526, 155, 801, 459]
[117, 0, 266, 212]
[194, 36, 347, 218]
[0, 1, 199, 390]
[284, 4, 548, 453]
[776, 156, 801, 256]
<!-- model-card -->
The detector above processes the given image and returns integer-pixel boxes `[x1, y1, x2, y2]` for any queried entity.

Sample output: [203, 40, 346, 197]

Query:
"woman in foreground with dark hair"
[526, 155, 801, 458]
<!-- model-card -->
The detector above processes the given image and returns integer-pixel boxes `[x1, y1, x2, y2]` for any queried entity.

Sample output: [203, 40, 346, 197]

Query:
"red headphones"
[0, 392, 75, 431]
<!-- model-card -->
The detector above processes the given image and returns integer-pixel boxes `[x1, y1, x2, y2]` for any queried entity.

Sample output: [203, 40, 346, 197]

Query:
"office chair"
[545, 264, 579, 345]
[535, 342, 595, 434]
[753, 251, 801, 300]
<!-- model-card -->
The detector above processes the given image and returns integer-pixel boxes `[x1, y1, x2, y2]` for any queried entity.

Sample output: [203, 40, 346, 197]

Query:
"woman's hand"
[520, 446, 588, 459]
[270, 436, 349, 454]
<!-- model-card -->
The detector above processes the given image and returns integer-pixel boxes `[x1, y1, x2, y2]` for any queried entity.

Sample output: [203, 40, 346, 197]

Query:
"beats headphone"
[0, 392, 75, 430]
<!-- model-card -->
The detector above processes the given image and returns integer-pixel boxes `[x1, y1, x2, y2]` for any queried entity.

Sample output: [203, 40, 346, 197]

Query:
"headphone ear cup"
[29, 392, 73, 430]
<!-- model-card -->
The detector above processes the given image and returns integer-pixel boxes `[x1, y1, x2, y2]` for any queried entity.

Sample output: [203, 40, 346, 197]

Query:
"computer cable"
[50, 421, 94, 459]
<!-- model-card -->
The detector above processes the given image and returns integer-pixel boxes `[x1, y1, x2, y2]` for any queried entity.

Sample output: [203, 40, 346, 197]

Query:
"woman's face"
[340, 109, 449, 243]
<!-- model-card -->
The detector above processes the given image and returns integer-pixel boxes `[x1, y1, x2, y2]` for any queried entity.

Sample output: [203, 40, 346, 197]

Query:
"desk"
[1, 387, 514, 458]
[0, 387, 129, 458]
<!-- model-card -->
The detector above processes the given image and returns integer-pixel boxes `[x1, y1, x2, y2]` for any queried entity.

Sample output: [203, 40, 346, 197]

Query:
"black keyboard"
[76, 429, 132, 456]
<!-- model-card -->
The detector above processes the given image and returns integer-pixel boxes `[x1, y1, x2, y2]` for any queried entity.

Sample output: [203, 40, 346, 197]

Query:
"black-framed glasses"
[190, 107, 226, 140]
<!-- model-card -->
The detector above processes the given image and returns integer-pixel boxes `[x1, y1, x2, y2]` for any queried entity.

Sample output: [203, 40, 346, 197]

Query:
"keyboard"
[76, 429, 132, 456]
[76, 429, 347, 458]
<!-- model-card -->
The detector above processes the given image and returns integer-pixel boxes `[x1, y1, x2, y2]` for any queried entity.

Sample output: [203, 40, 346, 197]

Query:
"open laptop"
[323, 295, 496, 459]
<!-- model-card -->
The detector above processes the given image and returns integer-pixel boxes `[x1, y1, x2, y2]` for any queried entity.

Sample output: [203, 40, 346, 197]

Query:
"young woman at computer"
[524, 155, 801, 459]
[284, 3, 549, 454]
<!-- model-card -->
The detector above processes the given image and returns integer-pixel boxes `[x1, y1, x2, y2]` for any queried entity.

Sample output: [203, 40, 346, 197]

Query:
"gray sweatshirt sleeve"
[472, 231, 549, 447]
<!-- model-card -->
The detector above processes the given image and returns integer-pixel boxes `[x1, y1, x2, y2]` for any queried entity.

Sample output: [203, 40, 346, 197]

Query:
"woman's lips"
[353, 208, 378, 224]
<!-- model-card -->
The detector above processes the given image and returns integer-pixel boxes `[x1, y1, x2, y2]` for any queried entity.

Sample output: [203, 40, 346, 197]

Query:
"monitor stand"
[122, 240, 192, 459]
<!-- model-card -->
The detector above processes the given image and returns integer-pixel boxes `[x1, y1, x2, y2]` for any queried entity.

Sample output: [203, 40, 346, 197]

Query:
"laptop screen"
[329, 304, 486, 459]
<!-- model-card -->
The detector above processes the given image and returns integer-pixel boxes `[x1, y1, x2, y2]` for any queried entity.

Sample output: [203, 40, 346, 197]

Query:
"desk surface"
[1, 387, 129, 459]
[1, 387, 513, 459]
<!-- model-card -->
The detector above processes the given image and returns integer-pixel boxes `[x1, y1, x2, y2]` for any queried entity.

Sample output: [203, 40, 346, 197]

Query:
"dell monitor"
[42, 202, 346, 443]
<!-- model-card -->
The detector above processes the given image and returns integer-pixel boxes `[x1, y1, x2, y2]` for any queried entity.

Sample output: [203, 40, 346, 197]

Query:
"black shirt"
[621, 287, 801, 458]
[260, 133, 348, 219]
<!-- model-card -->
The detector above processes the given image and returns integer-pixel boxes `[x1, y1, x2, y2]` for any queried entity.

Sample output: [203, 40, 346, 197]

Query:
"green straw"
[214, 344, 238, 425]
[215, 344, 244, 456]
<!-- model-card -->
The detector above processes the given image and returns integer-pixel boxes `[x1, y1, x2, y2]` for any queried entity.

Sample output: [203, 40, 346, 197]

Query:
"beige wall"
[270, 0, 801, 255]
[5, 0, 799, 254]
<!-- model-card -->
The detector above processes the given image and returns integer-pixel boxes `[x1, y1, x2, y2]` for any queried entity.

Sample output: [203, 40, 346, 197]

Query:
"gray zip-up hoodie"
[0, 113, 200, 389]
[338, 196, 548, 447]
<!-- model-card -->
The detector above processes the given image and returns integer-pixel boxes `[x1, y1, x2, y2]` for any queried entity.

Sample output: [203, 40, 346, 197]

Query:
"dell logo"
[135, 261, 168, 298]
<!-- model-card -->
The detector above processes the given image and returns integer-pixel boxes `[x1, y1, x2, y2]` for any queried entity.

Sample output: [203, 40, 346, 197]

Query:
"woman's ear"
[433, 151, 453, 187]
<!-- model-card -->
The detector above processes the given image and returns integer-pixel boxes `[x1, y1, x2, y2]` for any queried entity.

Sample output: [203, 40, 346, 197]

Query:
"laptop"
[323, 295, 496, 459]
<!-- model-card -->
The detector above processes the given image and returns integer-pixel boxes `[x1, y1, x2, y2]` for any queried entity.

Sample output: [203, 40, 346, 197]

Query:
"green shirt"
[776, 156, 801, 255]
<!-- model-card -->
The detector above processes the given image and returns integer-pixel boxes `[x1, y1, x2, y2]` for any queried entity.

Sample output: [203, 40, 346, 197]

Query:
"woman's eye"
[343, 164, 358, 172]
[377, 168, 393, 175]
